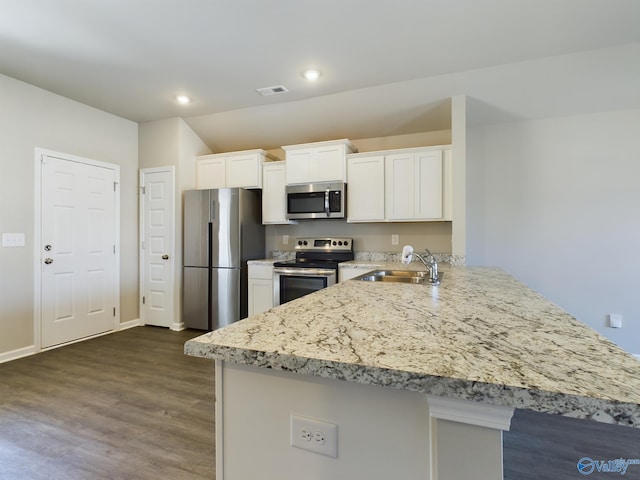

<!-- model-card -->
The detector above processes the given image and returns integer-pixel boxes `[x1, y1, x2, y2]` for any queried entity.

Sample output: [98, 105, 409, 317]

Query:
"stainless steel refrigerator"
[182, 188, 264, 330]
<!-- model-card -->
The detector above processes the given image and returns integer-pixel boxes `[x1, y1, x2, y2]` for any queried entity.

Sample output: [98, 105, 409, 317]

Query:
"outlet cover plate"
[2, 233, 25, 247]
[291, 414, 338, 458]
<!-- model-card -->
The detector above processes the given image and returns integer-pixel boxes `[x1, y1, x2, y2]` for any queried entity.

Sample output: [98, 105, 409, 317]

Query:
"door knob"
[162, 254, 169, 260]
[44, 258, 54, 264]
[44, 245, 52, 251]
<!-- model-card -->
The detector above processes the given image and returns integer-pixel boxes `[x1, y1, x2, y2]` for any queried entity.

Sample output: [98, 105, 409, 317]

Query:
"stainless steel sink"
[353, 270, 442, 285]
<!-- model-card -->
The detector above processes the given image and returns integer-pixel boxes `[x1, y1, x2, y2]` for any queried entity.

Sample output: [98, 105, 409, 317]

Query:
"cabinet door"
[385, 152, 415, 220]
[285, 150, 312, 185]
[414, 150, 443, 220]
[338, 267, 375, 282]
[347, 155, 385, 222]
[262, 163, 289, 224]
[227, 153, 261, 189]
[248, 264, 274, 316]
[248, 278, 273, 316]
[312, 145, 345, 182]
[196, 157, 226, 189]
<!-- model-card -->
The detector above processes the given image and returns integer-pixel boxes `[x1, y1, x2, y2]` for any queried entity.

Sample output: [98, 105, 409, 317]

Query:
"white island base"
[215, 360, 514, 480]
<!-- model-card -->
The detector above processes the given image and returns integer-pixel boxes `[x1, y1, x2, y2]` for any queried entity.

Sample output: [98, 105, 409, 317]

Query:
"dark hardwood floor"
[504, 408, 640, 479]
[0, 327, 215, 480]
[1, 326, 639, 479]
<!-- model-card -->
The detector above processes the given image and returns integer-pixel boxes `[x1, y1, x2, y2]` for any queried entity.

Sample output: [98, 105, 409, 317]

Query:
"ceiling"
[2, 0, 639, 151]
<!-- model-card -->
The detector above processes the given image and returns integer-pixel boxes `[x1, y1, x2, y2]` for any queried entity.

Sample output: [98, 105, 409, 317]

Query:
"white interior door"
[41, 154, 118, 348]
[140, 167, 175, 328]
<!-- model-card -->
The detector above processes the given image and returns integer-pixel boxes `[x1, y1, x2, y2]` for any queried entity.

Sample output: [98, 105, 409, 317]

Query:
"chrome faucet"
[402, 245, 440, 284]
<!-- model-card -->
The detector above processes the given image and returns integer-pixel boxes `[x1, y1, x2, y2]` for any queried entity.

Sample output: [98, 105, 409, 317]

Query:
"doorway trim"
[33, 148, 121, 351]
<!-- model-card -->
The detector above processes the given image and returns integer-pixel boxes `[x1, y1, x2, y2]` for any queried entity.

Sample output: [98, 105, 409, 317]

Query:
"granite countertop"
[247, 258, 280, 266]
[185, 265, 640, 427]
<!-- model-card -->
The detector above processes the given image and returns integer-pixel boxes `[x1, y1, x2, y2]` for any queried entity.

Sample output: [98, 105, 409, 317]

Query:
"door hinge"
[113, 245, 116, 254]
[141, 240, 145, 250]
[113, 181, 118, 192]
[113, 307, 116, 317]
[141, 186, 146, 195]
[142, 296, 146, 305]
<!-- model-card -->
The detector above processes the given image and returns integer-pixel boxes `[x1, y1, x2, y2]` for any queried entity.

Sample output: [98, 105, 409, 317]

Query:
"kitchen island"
[185, 265, 640, 480]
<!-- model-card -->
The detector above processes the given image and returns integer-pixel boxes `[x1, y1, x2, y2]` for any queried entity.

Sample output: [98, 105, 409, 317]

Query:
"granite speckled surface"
[185, 265, 640, 427]
[247, 258, 279, 266]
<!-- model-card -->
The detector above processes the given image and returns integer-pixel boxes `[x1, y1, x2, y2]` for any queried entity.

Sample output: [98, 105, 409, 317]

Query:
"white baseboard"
[0, 344, 37, 364]
[171, 321, 186, 331]
[1, 319, 143, 365]
[118, 318, 142, 330]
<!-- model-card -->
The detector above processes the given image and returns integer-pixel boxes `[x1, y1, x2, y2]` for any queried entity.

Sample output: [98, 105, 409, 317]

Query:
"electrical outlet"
[609, 314, 622, 328]
[291, 415, 337, 458]
[283, 235, 289, 245]
[391, 234, 399, 246]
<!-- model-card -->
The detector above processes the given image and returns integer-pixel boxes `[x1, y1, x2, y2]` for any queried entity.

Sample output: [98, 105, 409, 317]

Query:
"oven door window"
[279, 275, 328, 304]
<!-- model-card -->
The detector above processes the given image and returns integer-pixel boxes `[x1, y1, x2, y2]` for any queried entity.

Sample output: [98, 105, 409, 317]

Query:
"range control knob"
[344, 240, 349, 246]
[332, 241, 337, 245]
[297, 240, 303, 246]
[303, 240, 308, 246]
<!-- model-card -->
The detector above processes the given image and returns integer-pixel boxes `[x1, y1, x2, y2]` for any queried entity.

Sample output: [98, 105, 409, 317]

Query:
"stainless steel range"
[273, 237, 354, 306]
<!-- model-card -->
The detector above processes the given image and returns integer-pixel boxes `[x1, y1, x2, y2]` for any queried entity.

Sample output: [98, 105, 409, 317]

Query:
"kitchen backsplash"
[269, 250, 465, 265]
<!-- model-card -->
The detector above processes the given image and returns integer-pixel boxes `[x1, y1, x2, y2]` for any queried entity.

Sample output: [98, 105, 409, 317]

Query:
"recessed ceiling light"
[176, 95, 191, 105]
[303, 69, 320, 81]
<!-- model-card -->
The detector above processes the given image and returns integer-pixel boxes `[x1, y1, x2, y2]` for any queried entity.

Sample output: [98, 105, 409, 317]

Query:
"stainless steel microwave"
[286, 182, 346, 220]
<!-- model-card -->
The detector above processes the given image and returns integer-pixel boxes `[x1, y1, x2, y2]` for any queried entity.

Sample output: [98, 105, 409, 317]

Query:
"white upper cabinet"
[262, 161, 292, 225]
[347, 155, 385, 222]
[386, 150, 443, 221]
[197, 156, 226, 189]
[283, 139, 356, 185]
[347, 145, 452, 223]
[196, 149, 277, 189]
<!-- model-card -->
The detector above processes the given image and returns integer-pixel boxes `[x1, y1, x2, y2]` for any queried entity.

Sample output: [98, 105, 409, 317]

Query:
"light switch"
[2, 233, 25, 247]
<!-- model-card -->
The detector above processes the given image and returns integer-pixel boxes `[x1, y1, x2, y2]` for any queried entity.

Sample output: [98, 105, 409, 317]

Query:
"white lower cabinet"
[338, 266, 375, 282]
[248, 264, 274, 317]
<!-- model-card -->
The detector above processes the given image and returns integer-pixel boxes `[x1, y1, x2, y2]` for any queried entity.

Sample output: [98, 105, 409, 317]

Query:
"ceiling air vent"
[256, 85, 289, 96]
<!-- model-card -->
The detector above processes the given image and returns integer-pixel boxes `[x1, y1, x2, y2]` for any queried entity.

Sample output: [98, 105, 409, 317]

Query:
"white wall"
[466, 109, 640, 353]
[0, 73, 138, 356]
[266, 220, 452, 255]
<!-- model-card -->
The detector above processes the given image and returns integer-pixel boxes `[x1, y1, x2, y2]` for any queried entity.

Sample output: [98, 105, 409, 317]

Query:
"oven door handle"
[273, 267, 336, 277]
